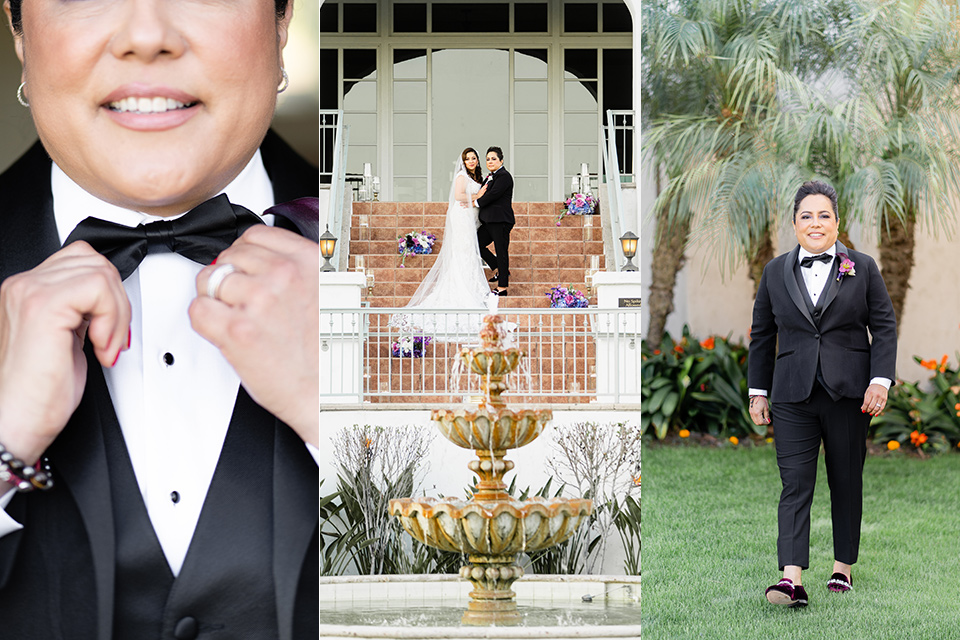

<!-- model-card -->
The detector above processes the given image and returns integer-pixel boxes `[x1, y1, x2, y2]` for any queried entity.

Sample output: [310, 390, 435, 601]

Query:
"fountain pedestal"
[389, 314, 593, 626]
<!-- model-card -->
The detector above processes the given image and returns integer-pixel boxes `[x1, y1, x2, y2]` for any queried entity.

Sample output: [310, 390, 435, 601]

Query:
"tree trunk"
[747, 227, 775, 298]
[878, 211, 915, 336]
[645, 209, 691, 347]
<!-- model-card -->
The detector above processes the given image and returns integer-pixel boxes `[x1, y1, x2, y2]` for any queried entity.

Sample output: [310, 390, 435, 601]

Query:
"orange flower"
[673, 344, 684, 354]
[653, 349, 661, 355]
[364, 437, 372, 448]
[700, 336, 716, 350]
[955, 403, 960, 411]
[632, 475, 641, 487]
[887, 440, 900, 451]
[917, 433, 928, 445]
[909, 430, 927, 446]
[939, 355, 949, 373]
[920, 359, 937, 370]
[679, 429, 690, 438]
[729, 436, 739, 445]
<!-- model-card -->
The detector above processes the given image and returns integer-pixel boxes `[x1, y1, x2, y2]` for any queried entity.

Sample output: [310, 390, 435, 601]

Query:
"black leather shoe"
[488, 274, 499, 282]
[827, 573, 852, 592]
[492, 289, 508, 296]
[765, 579, 808, 608]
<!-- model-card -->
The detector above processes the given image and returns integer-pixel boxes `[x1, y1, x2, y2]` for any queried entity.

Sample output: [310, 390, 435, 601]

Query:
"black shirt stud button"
[163, 352, 175, 366]
[170, 491, 180, 504]
[174, 616, 198, 640]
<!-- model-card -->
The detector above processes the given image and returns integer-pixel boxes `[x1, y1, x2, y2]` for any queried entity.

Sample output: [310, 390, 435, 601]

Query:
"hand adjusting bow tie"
[64, 194, 263, 281]
[800, 253, 833, 268]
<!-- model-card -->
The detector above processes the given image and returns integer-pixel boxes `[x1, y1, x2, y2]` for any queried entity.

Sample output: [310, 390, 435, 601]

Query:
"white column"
[592, 272, 642, 405]
[320, 272, 366, 405]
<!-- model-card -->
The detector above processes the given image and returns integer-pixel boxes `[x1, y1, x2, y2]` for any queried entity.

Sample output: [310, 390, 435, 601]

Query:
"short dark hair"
[793, 180, 838, 221]
[486, 146, 504, 161]
[9, 0, 290, 34]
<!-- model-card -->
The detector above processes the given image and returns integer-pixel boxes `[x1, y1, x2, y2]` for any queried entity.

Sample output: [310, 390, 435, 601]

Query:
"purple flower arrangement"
[397, 230, 437, 267]
[546, 285, 590, 308]
[391, 336, 432, 358]
[557, 193, 597, 225]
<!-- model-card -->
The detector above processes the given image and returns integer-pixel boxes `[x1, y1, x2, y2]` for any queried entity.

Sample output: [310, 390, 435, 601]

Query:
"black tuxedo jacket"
[0, 131, 319, 640]
[748, 242, 897, 403]
[476, 166, 515, 224]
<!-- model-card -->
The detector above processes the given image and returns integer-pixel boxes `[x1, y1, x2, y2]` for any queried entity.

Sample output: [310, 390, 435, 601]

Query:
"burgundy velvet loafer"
[827, 572, 852, 592]
[765, 578, 808, 608]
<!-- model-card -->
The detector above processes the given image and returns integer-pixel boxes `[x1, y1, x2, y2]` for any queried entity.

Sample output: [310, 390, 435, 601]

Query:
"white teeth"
[108, 96, 190, 113]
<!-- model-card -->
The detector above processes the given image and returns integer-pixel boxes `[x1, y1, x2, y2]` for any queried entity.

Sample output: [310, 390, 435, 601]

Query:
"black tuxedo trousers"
[772, 383, 871, 569]
[0, 132, 319, 639]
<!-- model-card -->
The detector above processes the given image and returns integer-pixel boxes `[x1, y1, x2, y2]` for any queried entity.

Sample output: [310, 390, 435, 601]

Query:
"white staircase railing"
[601, 110, 635, 272]
[321, 109, 349, 270]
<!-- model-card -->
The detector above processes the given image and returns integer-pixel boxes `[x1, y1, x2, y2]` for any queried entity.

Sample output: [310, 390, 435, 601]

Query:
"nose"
[110, 0, 186, 62]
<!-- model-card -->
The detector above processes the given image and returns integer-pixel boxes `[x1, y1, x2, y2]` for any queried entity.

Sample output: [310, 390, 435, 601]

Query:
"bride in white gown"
[391, 148, 494, 338]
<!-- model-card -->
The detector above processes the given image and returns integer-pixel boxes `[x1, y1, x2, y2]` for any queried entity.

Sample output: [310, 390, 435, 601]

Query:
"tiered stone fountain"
[389, 314, 593, 626]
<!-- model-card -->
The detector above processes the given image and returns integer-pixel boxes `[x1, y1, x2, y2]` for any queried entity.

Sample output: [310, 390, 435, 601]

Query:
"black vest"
[107, 389, 278, 640]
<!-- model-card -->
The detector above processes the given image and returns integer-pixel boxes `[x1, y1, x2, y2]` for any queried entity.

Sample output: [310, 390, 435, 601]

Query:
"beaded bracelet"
[0, 442, 53, 492]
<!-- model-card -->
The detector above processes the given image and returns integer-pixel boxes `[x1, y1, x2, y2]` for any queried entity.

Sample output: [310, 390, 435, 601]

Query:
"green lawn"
[642, 443, 960, 640]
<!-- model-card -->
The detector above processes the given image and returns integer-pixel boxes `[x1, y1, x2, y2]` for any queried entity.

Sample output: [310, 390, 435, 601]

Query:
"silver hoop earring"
[16, 82, 29, 108]
[277, 68, 289, 94]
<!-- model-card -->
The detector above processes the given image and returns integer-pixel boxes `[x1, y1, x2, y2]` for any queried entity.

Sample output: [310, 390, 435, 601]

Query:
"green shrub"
[870, 355, 960, 454]
[641, 326, 757, 439]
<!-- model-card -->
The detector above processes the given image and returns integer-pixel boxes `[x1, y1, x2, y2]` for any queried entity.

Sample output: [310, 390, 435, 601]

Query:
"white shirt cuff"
[748, 389, 768, 397]
[305, 442, 321, 466]
[0, 487, 24, 539]
[869, 377, 892, 390]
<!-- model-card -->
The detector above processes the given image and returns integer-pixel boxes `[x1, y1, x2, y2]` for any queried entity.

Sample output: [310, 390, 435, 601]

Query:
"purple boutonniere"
[837, 252, 856, 282]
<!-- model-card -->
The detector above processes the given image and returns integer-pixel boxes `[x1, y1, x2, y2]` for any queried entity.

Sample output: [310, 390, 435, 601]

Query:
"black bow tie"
[64, 194, 263, 280]
[800, 253, 833, 268]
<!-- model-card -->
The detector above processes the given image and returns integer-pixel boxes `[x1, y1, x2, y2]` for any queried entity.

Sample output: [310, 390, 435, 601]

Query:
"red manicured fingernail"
[111, 350, 121, 367]
[211, 257, 218, 265]
[126, 327, 132, 349]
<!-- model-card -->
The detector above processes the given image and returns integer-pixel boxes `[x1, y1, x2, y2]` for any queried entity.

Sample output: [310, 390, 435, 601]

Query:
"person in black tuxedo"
[0, 1, 318, 638]
[748, 181, 896, 608]
[476, 146, 515, 296]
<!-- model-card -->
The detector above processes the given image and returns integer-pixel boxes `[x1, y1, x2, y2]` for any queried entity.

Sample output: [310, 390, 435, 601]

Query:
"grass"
[641, 442, 960, 640]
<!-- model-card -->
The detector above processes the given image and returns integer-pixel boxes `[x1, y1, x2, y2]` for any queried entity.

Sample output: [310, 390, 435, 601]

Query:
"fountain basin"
[318, 574, 641, 639]
[390, 497, 593, 556]
[432, 407, 554, 451]
[461, 347, 522, 379]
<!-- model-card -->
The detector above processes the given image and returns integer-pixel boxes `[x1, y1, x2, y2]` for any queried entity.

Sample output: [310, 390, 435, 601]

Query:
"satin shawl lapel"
[260, 130, 320, 639]
[48, 344, 118, 640]
[781, 245, 817, 329]
[273, 422, 319, 640]
[0, 143, 61, 278]
[818, 241, 848, 316]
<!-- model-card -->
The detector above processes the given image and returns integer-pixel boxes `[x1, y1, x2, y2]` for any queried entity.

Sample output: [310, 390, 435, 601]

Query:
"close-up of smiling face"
[464, 151, 478, 171]
[7, 0, 290, 216]
[793, 193, 839, 254]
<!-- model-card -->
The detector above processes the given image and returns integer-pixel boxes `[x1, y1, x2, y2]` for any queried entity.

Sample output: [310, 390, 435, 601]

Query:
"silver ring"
[206, 263, 237, 301]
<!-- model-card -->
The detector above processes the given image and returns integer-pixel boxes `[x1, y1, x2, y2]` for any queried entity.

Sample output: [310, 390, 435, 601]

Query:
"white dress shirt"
[0, 151, 318, 576]
[749, 244, 891, 397]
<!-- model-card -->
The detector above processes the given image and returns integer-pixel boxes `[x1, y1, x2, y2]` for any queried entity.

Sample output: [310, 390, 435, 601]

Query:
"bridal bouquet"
[546, 285, 590, 308]
[557, 193, 596, 225]
[391, 335, 432, 358]
[397, 230, 437, 267]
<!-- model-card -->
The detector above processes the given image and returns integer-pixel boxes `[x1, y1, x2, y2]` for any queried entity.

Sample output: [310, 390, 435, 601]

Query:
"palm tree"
[837, 0, 960, 331]
[641, 0, 844, 346]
